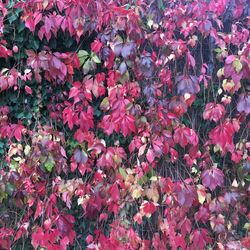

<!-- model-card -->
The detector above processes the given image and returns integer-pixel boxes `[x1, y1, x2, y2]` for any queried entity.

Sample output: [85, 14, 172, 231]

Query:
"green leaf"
[119, 167, 127, 180]
[30, 38, 40, 50]
[0, 192, 8, 203]
[157, 0, 164, 10]
[83, 60, 96, 74]
[17, 22, 26, 33]
[78, 50, 89, 66]
[6, 183, 15, 196]
[8, 11, 19, 24]
[138, 175, 148, 185]
[44, 157, 55, 172]
[233, 59, 243, 73]
[91, 54, 101, 64]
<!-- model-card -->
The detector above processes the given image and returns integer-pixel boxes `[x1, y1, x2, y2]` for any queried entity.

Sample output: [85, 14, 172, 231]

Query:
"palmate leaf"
[0, 0, 249, 249]
[44, 155, 55, 172]
[77, 50, 89, 66]
[176, 75, 200, 95]
[201, 166, 224, 191]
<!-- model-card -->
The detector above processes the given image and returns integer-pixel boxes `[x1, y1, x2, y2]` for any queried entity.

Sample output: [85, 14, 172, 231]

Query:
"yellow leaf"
[43, 0, 48, 9]
[222, 79, 235, 92]
[197, 185, 206, 204]
[131, 186, 143, 199]
[233, 59, 243, 73]
[217, 68, 224, 78]
[145, 186, 159, 203]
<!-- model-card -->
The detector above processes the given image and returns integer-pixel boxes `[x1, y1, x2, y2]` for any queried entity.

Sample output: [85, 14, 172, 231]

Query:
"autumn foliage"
[0, 0, 249, 249]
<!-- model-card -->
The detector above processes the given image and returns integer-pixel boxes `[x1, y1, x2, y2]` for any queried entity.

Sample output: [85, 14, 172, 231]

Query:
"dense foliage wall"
[0, 0, 249, 249]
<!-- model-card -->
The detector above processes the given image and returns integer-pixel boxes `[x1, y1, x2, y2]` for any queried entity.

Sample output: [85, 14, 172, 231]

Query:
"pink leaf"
[25, 86, 33, 95]
[146, 148, 155, 163]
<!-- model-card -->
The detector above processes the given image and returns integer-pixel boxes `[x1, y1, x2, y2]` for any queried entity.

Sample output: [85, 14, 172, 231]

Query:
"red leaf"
[242, 237, 250, 248]
[190, 229, 212, 249]
[203, 102, 225, 122]
[14, 223, 29, 242]
[141, 201, 158, 217]
[209, 120, 236, 153]
[210, 214, 225, 233]
[91, 39, 103, 54]
[56, 214, 75, 236]
[110, 183, 120, 202]
[34, 199, 43, 220]
[174, 127, 198, 148]
[31, 227, 45, 249]
[13, 124, 24, 141]
[120, 114, 136, 137]
[138, 144, 147, 157]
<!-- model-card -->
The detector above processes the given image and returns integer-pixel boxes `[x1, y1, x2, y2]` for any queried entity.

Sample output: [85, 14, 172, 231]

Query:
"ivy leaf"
[77, 50, 89, 66]
[25, 86, 33, 95]
[146, 148, 155, 163]
[44, 156, 55, 172]
[209, 120, 236, 153]
[201, 166, 224, 191]
[237, 94, 250, 114]
[34, 199, 43, 220]
[174, 127, 198, 148]
[74, 149, 88, 164]
[121, 42, 136, 58]
[91, 54, 101, 64]
[109, 183, 120, 201]
[140, 201, 158, 217]
[233, 59, 243, 73]
[196, 185, 206, 204]
[190, 229, 212, 249]
[91, 39, 103, 54]
[174, 183, 195, 208]
[203, 102, 225, 122]
[118, 167, 127, 180]
[176, 75, 200, 95]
